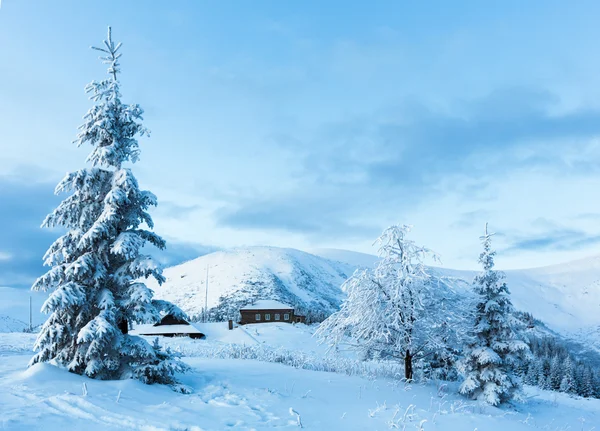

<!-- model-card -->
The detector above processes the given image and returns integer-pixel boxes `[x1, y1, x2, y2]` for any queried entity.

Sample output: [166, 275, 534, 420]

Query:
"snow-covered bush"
[156, 337, 406, 381]
[30, 28, 187, 386]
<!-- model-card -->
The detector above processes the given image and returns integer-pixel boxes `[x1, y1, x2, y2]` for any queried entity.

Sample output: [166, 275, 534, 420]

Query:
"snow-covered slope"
[0, 315, 27, 333]
[147, 247, 354, 321]
[1, 332, 599, 430]
[431, 259, 600, 350]
[0, 287, 48, 332]
[148, 246, 600, 351]
[306, 248, 378, 269]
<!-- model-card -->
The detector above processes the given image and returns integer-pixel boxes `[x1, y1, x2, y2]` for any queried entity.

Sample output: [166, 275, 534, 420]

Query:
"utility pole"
[204, 264, 209, 323]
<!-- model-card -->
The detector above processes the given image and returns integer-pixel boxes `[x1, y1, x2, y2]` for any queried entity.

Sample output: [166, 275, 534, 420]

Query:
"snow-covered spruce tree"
[31, 27, 188, 387]
[458, 224, 529, 405]
[316, 224, 458, 381]
[559, 356, 575, 394]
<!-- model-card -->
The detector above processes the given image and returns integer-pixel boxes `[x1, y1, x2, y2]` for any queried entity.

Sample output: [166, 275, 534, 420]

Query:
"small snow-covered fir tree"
[581, 366, 595, 398]
[559, 357, 575, 394]
[458, 224, 529, 406]
[549, 355, 562, 390]
[316, 224, 459, 380]
[31, 27, 188, 386]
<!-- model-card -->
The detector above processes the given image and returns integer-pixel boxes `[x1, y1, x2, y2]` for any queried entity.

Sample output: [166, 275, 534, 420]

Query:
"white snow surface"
[1, 327, 599, 430]
[306, 248, 379, 268]
[0, 315, 28, 333]
[130, 323, 204, 336]
[240, 299, 294, 310]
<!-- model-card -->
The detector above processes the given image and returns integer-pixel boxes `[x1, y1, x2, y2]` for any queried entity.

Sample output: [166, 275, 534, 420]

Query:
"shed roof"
[131, 323, 204, 336]
[240, 300, 294, 311]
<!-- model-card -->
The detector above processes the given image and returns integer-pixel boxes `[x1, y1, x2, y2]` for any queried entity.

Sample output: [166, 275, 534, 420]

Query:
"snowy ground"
[1, 328, 599, 431]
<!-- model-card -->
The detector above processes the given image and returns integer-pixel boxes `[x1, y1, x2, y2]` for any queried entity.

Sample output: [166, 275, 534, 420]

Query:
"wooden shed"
[239, 300, 305, 325]
[131, 314, 205, 339]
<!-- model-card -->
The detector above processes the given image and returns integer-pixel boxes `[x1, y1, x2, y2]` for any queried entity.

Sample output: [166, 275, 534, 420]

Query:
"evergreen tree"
[523, 360, 537, 385]
[459, 224, 529, 406]
[31, 28, 188, 386]
[549, 355, 562, 390]
[559, 357, 575, 394]
[581, 366, 595, 398]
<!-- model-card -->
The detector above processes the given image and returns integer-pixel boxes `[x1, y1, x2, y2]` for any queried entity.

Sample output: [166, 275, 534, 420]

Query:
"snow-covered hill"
[149, 246, 600, 353]
[146, 247, 354, 321]
[0, 315, 27, 333]
[306, 248, 379, 269]
[429, 259, 600, 352]
[0, 287, 48, 331]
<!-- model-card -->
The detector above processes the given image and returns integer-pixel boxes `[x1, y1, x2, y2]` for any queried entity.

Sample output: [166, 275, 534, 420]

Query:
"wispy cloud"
[217, 88, 600, 242]
[0, 172, 60, 288]
[450, 210, 491, 230]
[0, 170, 215, 288]
[503, 227, 600, 253]
[0, 251, 12, 261]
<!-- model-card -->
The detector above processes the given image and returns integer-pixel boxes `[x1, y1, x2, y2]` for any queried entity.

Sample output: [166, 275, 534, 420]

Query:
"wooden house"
[239, 300, 305, 325]
[131, 314, 205, 339]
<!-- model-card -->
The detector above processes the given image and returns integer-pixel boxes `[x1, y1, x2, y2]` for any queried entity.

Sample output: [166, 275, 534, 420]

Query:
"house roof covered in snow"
[131, 323, 204, 336]
[240, 300, 294, 311]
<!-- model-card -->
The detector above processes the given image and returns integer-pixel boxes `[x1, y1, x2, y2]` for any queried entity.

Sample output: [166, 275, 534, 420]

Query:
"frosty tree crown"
[77, 26, 147, 169]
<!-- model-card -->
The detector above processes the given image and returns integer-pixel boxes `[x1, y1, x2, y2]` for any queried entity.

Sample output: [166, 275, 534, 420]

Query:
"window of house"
[284, 313, 290, 321]
[265, 313, 271, 321]
[255, 313, 261, 321]
[275, 314, 280, 321]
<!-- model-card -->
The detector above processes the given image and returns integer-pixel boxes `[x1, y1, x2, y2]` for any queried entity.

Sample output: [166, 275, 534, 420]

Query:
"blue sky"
[3, 0, 600, 287]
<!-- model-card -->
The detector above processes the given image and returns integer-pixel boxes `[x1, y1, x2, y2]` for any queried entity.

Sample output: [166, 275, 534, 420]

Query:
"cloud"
[0, 173, 61, 288]
[573, 212, 600, 222]
[450, 210, 491, 230]
[503, 227, 600, 253]
[0, 171, 215, 288]
[354, 89, 600, 188]
[217, 88, 600, 240]
[0, 251, 12, 261]
[145, 240, 219, 267]
[216, 193, 381, 240]
[155, 201, 202, 219]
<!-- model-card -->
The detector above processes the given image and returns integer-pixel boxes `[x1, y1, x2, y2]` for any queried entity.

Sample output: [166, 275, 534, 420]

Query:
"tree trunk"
[118, 318, 129, 334]
[404, 349, 413, 381]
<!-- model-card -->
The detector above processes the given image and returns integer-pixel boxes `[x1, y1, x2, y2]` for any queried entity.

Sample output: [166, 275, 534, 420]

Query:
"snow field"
[1, 329, 599, 430]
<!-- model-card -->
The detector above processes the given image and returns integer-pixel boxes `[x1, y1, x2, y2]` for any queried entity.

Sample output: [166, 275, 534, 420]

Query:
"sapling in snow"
[458, 223, 529, 405]
[30, 27, 187, 385]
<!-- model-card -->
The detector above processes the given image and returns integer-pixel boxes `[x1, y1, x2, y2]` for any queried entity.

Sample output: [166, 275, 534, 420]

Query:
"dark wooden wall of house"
[239, 309, 305, 325]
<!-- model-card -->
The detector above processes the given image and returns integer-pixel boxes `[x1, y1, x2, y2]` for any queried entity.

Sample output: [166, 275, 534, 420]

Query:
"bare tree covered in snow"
[316, 225, 460, 380]
[458, 224, 529, 405]
[30, 28, 188, 386]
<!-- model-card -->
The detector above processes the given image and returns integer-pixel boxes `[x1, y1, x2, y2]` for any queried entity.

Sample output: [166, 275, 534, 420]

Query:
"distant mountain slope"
[310, 249, 600, 340]
[146, 246, 354, 321]
[0, 315, 27, 333]
[0, 287, 47, 332]
[431, 258, 600, 341]
[148, 246, 600, 352]
[306, 248, 379, 269]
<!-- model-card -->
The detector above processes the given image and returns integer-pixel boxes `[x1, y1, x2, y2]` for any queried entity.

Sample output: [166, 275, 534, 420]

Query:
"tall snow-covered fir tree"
[31, 27, 188, 386]
[458, 224, 529, 405]
[316, 224, 462, 381]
